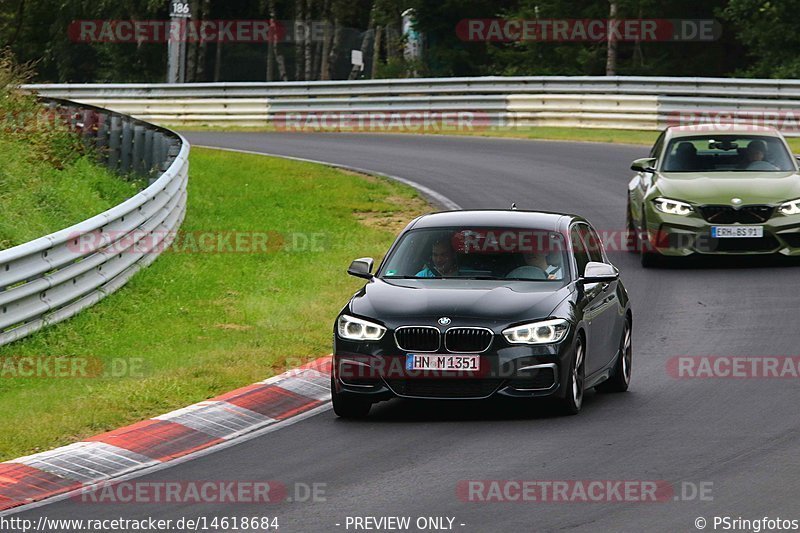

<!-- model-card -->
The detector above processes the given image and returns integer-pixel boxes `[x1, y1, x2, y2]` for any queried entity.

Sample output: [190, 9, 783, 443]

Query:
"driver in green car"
[743, 140, 779, 171]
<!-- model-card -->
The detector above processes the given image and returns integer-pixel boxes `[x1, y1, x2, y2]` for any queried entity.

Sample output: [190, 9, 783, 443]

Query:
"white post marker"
[351, 50, 364, 71]
[167, 0, 192, 83]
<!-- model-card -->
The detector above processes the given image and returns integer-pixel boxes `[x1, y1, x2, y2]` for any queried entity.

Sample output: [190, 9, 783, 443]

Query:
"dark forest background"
[0, 0, 794, 82]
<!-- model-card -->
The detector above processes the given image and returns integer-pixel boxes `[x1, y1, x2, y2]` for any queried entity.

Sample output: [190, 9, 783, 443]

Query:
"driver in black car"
[416, 237, 460, 277]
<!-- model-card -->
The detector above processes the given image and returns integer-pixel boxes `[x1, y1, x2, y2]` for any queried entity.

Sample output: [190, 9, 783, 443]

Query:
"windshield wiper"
[381, 275, 441, 279]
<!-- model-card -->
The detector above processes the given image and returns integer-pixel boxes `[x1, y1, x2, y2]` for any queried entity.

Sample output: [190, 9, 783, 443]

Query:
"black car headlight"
[779, 198, 800, 215]
[502, 318, 569, 345]
[337, 314, 386, 341]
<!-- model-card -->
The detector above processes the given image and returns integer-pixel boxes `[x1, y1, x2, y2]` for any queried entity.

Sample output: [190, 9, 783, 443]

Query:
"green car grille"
[698, 205, 775, 224]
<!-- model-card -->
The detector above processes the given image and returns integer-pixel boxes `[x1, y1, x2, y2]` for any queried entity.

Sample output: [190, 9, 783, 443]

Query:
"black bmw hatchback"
[332, 210, 632, 417]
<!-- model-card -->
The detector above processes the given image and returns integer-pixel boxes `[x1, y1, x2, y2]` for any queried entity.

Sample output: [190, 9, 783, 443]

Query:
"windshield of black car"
[661, 135, 795, 172]
[378, 227, 570, 282]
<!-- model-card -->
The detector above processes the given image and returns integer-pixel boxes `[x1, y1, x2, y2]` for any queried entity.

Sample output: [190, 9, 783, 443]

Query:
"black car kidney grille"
[395, 327, 440, 352]
[384, 379, 504, 399]
[445, 328, 493, 353]
[699, 205, 774, 224]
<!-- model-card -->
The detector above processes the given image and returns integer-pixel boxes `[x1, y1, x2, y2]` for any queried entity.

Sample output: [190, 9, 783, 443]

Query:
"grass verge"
[0, 137, 144, 250]
[176, 123, 660, 145]
[1, 51, 142, 250]
[0, 147, 428, 460]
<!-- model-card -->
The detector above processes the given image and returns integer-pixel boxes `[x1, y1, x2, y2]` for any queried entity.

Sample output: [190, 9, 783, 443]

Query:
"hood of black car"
[347, 278, 572, 325]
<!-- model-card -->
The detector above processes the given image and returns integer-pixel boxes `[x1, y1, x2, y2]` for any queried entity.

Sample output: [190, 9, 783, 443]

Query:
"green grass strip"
[0, 147, 428, 460]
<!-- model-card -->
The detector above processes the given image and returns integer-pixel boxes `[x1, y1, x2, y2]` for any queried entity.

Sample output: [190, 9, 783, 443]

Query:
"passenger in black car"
[507, 251, 563, 280]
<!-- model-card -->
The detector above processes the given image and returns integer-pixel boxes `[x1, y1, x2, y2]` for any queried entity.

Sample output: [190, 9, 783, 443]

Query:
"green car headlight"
[653, 197, 694, 216]
[503, 318, 569, 345]
[779, 198, 800, 215]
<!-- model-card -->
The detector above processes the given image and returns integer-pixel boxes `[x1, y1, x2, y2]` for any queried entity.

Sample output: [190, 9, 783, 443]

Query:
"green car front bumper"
[642, 205, 800, 257]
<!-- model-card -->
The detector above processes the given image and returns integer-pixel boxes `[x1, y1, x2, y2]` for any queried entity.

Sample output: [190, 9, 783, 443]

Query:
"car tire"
[596, 317, 632, 393]
[331, 375, 371, 418]
[638, 213, 660, 268]
[626, 204, 639, 254]
[558, 336, 585, 415]
[640, 247, 659, 267]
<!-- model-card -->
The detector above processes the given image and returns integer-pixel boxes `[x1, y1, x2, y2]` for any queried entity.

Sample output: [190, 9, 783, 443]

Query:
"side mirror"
[581, 261, 619, 284]
[631, 157, 657, 173]
[347, 257, 374, 280]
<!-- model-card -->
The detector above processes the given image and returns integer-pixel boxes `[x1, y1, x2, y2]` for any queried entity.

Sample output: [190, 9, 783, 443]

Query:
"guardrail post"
[81, 110, 94, 146]
[167, 142, 180, 167]
[133, 125, 145, 175]
[152, 132, 165, 173]
[120, 120, 133, 173]
[108, 115, 122, 171]
[95, 116, 109, 165]
[67, 106, 78, 130]
[144, 129, 155, 182]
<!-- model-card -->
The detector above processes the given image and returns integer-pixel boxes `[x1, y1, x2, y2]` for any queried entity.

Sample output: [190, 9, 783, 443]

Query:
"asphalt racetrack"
[19, 132, 800, 532]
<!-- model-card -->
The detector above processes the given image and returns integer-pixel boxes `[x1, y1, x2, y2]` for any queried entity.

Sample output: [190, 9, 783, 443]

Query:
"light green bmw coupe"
[627, 124, 800, 267]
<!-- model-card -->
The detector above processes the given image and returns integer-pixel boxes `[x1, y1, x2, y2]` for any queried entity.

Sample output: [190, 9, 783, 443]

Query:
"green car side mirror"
[631, 158, 657, 173]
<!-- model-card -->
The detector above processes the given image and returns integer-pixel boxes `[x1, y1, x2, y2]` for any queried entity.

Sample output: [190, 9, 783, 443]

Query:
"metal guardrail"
[0, 99, 189, 347]
[4, 77, 794, 343]
[27, 76, 800, 97]
[23, 76, 800, 133]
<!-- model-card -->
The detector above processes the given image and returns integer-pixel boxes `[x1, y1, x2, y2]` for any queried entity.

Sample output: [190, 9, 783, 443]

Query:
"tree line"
[0, 0, 795, 83]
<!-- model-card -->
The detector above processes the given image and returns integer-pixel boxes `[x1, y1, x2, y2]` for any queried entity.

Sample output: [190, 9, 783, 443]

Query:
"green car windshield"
[662, 135, 795, 172]
[378, 227, 569, 282]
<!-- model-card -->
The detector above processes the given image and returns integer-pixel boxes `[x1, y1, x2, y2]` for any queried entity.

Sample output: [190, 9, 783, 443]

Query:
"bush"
[0, 49, 86, 168]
